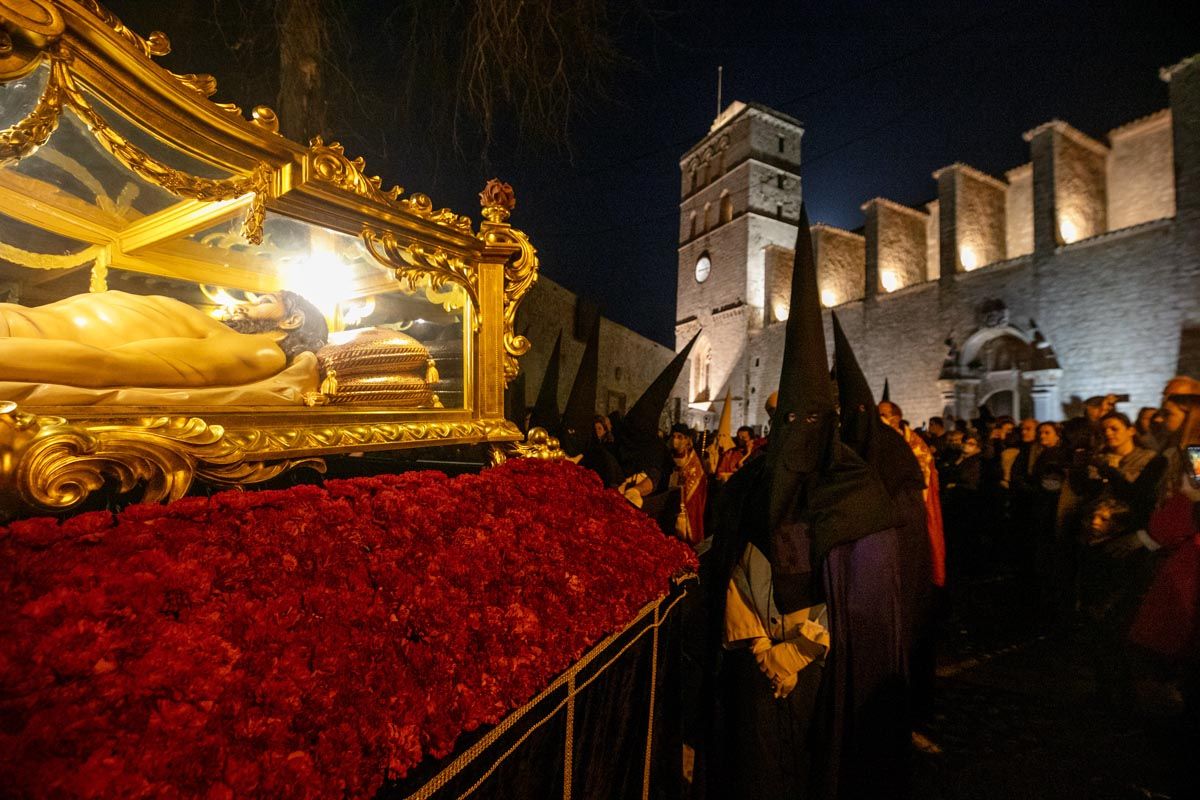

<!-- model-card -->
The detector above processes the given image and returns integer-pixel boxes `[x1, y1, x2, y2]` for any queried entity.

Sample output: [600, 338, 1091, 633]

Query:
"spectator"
[1096, 412, 1166, 530]
[1135, 406, 1160, 450]
[926, 416, 947, 454]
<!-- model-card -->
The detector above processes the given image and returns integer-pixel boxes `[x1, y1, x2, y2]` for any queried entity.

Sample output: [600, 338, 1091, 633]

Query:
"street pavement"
[912, 574, 1186, 800]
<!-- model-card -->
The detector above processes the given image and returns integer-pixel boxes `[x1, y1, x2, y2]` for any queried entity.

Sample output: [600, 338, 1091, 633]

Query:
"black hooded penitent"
[527, 330, 563, 433]
[761, 204, 895, 614]
[504, 370, 527, 433]
[615, 332, 700, 480]
[560, 315, 601, 457]
[831, 313, 925, 498]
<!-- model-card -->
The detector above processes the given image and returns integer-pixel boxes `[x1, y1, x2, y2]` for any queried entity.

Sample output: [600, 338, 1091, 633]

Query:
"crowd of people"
[519, 203, 1198, 798]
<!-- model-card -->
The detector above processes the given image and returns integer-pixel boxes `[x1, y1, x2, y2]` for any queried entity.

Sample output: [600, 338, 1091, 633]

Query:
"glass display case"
[0, 0, 539, 513]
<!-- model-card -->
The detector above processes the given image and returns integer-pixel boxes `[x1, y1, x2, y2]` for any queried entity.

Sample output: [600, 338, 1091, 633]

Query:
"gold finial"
[251, 105, 279, 134]
[480, 178, 515, 224]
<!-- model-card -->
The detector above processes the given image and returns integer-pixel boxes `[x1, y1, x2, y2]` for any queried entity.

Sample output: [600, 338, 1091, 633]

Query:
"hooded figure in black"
[704, 204, 896, 800]
[504, 371, 527, 434]
[558, 315, 623, 487]
[526, 330, 563, 433]
[612, 333, 699, 527]
[830, 312, 932, 798]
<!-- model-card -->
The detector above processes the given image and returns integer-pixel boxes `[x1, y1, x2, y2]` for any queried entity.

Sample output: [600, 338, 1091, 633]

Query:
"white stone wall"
[953, 167, 1008, 268]
[813, 226, 867, 307]
[1107, 110, 1175, 230]
[1053, 128, 1109, 242]
[868, 200, 928, 292]
[1005, 164, 1034, 257]
[729, 217, 1199, 428]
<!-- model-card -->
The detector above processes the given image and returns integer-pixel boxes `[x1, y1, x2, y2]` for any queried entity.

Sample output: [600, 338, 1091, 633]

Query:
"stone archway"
[938, 301, 1064, 421]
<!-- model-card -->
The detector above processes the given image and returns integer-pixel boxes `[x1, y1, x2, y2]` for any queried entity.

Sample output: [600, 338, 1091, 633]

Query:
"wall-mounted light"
[880, 270, 900, 293]
[1058, 218, 1080, 244]
[773, 301, 790, 321]
[820, 289, 837, 308]
[959, 246, 979, 271]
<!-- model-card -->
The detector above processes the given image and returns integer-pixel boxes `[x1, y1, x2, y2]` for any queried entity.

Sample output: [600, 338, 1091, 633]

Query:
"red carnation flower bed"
[0, 459, 695, 799]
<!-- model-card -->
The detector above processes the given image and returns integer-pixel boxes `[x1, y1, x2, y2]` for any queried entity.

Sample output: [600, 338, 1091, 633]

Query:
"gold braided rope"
[563, 673, 576, 800]
[0, 240, 99, 270]
[47, 55, 272, 244]
[401, 585, 691, 800]
[641, 602, 661, 800]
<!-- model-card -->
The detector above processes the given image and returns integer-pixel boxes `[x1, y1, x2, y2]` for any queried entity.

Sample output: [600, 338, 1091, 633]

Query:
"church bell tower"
[674, 101, 804, 429]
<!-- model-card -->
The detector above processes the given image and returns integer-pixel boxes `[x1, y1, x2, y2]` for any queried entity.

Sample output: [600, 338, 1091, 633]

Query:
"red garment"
[925, 464, 947, 587]
[674, 450, 708, 545]
[715, 448, 745, 481]
[903, 427, 946, 587]
[1129, 493, 1200, 662]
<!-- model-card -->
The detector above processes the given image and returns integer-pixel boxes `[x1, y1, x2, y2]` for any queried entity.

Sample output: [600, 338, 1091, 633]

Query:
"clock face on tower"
[695, 253, 711, 283]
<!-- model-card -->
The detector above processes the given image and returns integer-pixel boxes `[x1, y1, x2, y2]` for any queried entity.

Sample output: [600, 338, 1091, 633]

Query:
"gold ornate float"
[0, 0, 540, 514]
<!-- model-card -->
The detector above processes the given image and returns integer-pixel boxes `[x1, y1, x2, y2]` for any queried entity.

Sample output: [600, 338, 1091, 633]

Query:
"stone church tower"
[675, 102, 804, 430]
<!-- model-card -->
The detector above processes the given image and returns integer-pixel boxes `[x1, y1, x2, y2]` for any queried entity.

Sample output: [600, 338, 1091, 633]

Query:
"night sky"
[114, 0, 1194, 346]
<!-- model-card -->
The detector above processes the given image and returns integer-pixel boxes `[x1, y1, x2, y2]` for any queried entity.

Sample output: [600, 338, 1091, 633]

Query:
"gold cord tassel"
[425, 358, 439, 384]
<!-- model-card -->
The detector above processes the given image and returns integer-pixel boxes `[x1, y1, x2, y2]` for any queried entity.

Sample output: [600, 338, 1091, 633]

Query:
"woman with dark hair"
[1097, 411, 1166, 531]
[1073, 412, 1167, 711]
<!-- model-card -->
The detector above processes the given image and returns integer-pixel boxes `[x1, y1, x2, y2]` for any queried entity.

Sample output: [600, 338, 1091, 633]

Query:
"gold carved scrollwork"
[0, 51, 64, 164]
[1, 401, 521, 514]
[49, 55, 273, 243]
[398, 192, 474, 234]
[489, 426, 565, 466]
[309, 135, 403, 204]
[0, 403, 323, 513]
[0, 0, 63, 79]
[478, 179, 539, 384]
[305, 138, 473, 233]
[75, 0, 170, 58]
[361, 228, 482, 330]
[221, 417, 520, 455]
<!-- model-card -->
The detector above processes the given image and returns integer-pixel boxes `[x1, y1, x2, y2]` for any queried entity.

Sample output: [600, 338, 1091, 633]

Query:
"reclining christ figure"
[0, 290, 328, 402]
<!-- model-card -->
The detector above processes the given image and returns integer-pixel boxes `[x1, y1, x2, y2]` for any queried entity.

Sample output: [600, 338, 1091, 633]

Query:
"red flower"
[0, 460, 694, 798]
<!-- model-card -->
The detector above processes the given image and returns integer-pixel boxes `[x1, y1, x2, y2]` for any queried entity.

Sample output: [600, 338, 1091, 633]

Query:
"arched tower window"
[703, 202, 712, 232]
[688, 212, 697, 240]
[719, 192, 733, 224]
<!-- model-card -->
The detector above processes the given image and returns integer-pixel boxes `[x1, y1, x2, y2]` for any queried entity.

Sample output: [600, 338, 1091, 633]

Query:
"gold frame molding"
[0, 1, 540, 515]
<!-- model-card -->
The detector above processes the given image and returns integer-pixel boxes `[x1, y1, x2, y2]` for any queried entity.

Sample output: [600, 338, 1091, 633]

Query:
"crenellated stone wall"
[669, 53, 1200, 432]
[1108, 110, 1175, 229]
[862, 197, 930, 293]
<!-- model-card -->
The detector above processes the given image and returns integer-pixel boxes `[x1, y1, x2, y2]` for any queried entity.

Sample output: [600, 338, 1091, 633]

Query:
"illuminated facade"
[674, 55, 1200, 429]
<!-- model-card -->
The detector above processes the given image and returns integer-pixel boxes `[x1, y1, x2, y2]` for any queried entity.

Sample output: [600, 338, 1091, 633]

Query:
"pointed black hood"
[505, 371, 528, 432]
[527, 330, 563, 432]
[765, 203, 838, 531]
[832, 313, 925, 496]
[560, 315, 601, 456]
[762, 204, 896, 613]
[615, 332, 699, 476]
[623, 331, 699, 441]
[881, 377, 891, 403]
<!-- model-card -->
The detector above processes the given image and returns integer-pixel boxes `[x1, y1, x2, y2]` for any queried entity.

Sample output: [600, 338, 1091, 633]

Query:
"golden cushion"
[328, 374, 434, 407]
[317, 327, 431, 379]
